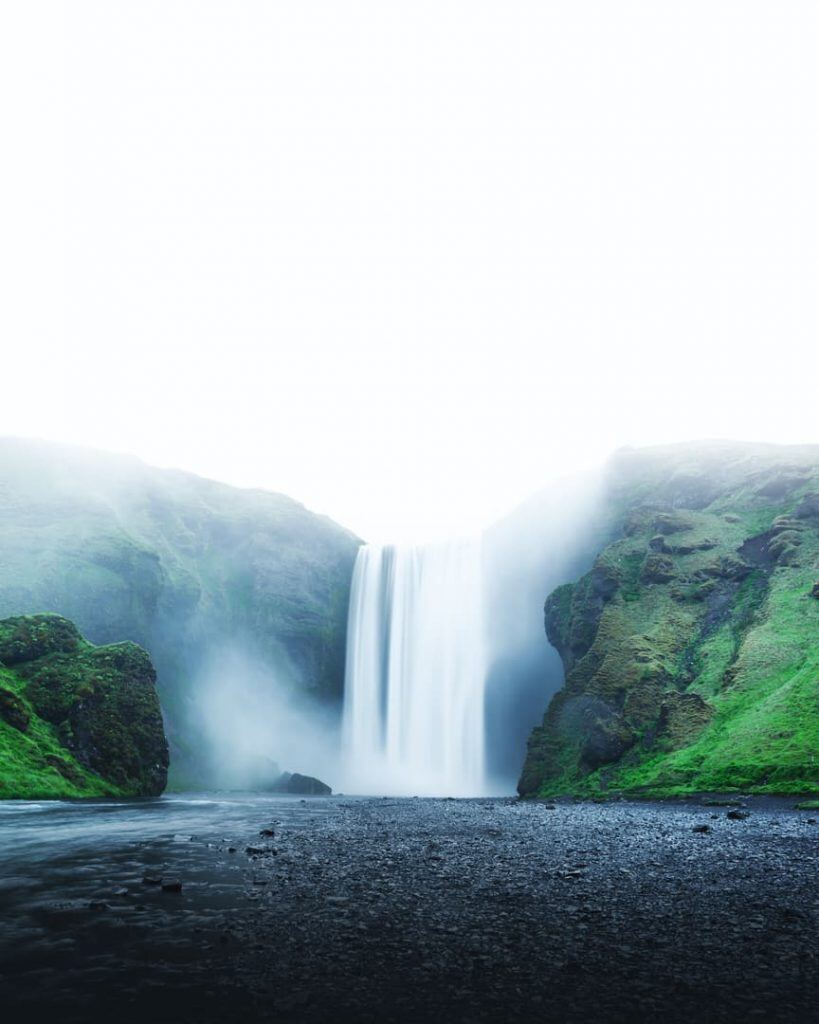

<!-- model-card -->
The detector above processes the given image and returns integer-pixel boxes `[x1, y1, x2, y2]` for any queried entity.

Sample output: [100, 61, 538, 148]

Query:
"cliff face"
[519, 443, 819, 798]
[0, 614, 168, 798]
[0, 439, 361, 785]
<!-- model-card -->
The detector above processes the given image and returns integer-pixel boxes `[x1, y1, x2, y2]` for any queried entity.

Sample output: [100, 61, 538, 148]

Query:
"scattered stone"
[142, 875, 162, 886]
[161, 879, 182, 892]
[692, 824, 711, 834]
[726, 810, 751, 821]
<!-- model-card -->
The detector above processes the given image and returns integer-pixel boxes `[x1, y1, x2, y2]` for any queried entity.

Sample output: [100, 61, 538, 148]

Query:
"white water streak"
[341, 539, 487, 796]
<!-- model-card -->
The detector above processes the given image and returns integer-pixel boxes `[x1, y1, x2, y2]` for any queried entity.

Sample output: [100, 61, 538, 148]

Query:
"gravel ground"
[1, 796, 817, 1023]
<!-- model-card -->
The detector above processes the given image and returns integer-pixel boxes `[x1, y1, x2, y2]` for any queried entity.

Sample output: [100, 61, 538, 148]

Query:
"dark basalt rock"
[544, 563, 619, 674]
[554, 697, 636, 771]
[271, 771, 332, 796]
[641, 554, 675, 584]
[581, 716, 635, 770]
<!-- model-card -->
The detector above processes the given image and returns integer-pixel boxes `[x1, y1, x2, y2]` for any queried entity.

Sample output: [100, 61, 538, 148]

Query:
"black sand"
[1, 795, 816, 1023]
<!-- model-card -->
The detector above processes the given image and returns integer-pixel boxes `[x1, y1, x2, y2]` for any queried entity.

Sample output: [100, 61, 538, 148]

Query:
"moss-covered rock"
[0, 615, 81, 665]
[0, 614, 168, 798]
[0, 687, 30, 731]
[519, 442, 819, 799]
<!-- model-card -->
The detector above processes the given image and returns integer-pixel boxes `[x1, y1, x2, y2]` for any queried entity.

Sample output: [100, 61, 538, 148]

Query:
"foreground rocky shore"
[0, 795, 816, 1023]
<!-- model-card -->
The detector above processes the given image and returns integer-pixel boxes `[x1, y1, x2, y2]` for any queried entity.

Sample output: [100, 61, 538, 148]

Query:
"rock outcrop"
[271, 771, 332, 795]
[519, 443, 819, 799]
[0, 614, 168, 798]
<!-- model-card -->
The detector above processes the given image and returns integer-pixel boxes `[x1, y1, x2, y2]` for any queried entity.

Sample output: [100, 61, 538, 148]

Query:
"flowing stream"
[341, 539, 487, 795]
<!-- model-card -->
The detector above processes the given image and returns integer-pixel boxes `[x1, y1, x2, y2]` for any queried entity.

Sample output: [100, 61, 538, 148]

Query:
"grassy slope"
[0, 614, 167, 799]
[0, 659, 119, 802]
[0, 663, 119, 799]
[522, 443, 819, 799]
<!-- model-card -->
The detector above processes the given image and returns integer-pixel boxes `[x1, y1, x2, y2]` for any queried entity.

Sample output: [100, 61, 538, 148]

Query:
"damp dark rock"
[271, 772, 332, 796]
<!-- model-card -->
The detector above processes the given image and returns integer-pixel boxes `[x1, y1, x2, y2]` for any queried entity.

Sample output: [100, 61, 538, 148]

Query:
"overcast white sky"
[1, 2, 817, 542]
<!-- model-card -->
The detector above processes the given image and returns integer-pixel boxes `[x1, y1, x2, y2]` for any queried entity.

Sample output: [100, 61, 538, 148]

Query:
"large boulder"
[272, 771, 332, 796]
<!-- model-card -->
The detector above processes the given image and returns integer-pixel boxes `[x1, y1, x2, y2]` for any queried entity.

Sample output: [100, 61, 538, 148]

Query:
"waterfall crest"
[341, 539, 487, 796]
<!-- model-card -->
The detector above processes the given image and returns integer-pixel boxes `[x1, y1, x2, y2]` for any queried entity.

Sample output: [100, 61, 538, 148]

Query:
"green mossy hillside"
[519, 443, 819, 799]
[0, 614, 168, 798]
[0, 439, 361, 786]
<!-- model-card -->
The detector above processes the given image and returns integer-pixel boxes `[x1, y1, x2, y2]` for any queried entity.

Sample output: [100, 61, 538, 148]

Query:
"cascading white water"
[341, 539, 487, 796]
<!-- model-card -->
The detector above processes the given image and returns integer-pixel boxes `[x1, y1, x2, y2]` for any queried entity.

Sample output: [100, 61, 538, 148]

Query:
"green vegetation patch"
[0, 614, 168, 799]
[520, 444, 819, 799]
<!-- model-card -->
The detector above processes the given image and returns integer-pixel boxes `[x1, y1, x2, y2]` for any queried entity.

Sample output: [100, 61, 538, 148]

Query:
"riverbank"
[1, 795, 816, 1023]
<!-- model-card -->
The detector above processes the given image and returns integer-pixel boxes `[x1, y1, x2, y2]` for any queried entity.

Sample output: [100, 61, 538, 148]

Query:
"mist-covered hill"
[519, 442, 819, 798]
[0, 439, 361, 787]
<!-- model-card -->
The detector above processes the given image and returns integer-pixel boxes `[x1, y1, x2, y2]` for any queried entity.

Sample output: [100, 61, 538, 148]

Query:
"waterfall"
[341, 539, 487, 796]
